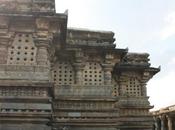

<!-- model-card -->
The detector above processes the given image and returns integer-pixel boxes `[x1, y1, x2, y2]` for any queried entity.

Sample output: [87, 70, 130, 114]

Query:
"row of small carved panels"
[54, 102, 115, 110]
[0, 103, 51, 110]
[67, 40, 111, 46]
[56, 117, 118, 121]
[54, 86, 112, 97]
[54, 126, 116, 130]
[0, 109, 51, 113]
[0, 72, 49, 80]
[0, 87, 48, 97]
[0, 124, 51, 130]
[119, 99, 150, 106]
[55, 112, 119, 118]
[120, 109, 149, 116]
[0, 65, 49, 72]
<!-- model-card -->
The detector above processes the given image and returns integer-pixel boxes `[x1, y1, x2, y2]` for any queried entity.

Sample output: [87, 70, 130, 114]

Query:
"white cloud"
[160, 11, 175, 40]
[168, 57, 175, 65]
[148, 69, 175, 111]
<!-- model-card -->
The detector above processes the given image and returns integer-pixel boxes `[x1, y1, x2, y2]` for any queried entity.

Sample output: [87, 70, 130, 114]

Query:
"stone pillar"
[74, 63, 84, 85]
[103, 53, 114, 85]
[102, 63, 113, 85]
[167, 116, 173, 130]
[118, 74, 127, 96]
[161, 116, 166, 130]
[141, 82, 147, 96]
[73, 50, 85, 85]
[154, 117, 161, 130]
[154, 117, 158, 130]
[35, 39, 50, 66]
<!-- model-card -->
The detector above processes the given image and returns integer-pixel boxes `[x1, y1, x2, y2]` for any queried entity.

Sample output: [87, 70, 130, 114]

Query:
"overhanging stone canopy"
[0, 0, 160, 130]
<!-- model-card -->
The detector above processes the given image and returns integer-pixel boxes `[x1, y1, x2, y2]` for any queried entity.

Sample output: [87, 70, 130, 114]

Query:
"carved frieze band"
[0, 87, 48, 97]
[54, 101, 116, 110]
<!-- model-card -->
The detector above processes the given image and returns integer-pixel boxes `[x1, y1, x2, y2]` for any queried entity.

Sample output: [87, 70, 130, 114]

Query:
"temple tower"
[0, 0, 159, 130]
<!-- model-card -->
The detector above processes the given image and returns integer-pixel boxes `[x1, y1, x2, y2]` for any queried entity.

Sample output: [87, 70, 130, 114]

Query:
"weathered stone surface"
[0, 0, 160, 130]
[124, 53, 150, 65]
[0, 0, 55, 14]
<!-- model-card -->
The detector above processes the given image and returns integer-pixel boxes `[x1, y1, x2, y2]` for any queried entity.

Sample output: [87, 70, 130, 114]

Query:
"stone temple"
[0, 0, 160, 130]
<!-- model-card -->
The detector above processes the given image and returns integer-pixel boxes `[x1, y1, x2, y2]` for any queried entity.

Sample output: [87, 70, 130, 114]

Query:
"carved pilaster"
[102, 53, 115, 85]
[73, 63, 84, 85]
[102, 63, 113, 85]
[35, 38, 50, 66]
[0, 37, 10, 64]
[140, 82, 147, 97]
[141, 71, 151, 97]
[73, 50, 85, 85]
[118, 74, 128, 96]
[0, 16, 10, 64]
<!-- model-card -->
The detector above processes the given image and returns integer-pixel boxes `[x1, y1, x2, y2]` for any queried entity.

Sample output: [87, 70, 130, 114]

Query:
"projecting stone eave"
[114, 51, 160, 75]
[0, 11, 68, 47]
[145, 67, 160, 75]
[66, 28, 116, 48]
[115, 64, 160, 78]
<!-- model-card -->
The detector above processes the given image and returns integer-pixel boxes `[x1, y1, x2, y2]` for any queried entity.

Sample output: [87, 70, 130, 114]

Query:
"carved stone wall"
[83, 62, 104, 86]
[0, 0, 160, 130]
[52, 61, 75, 85]
[0, 0, 55, 14]
[126, 76, 141, 97]
[7, 33, 37, 65]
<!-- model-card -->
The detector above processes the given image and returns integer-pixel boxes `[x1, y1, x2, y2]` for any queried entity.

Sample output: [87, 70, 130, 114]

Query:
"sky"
[55, 0, 175, 110]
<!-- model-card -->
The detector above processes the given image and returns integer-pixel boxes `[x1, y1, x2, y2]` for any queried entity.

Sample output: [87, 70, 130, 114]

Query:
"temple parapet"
[123, 53, 150, 66]
[67, 28, 116, 48]
[0, 0, 55, 14]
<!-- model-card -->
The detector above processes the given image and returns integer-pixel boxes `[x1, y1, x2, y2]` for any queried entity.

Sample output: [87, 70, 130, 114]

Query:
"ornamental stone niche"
[0, 0, 160, 130]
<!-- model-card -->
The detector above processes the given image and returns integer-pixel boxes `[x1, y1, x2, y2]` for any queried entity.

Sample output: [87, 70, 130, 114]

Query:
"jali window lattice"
[126, 77, 141, 97]
[53, 61, 75, 85]
[7, 33, 37, 65]
[83, 62, 104, 85]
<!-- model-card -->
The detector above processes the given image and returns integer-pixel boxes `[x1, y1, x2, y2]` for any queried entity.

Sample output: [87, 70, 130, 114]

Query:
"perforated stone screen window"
[83, 62, 104, 85]
[7, 33, 37, 65]
[52, 61, 75, 85]
[126, 77, 141, 97]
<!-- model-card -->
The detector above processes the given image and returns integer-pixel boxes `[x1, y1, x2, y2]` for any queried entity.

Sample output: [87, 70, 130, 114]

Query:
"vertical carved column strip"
[35, 39, 50, 66]
[141, 71, 151, 97]
[102, 53, 114, 85]
[0, 16, 10, 64]
[0, 40, 9, 64]
[74, 63, 84, 85]
[118, 74, 127, 96]
[73, 50, 85, 85]
[102, 64, 113, 85]
[141, 82, 147, 97]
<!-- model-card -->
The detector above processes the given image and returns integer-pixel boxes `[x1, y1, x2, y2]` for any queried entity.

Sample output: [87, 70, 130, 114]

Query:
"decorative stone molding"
[35, 38, 50, 66]
[0, 0, 55, 14]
